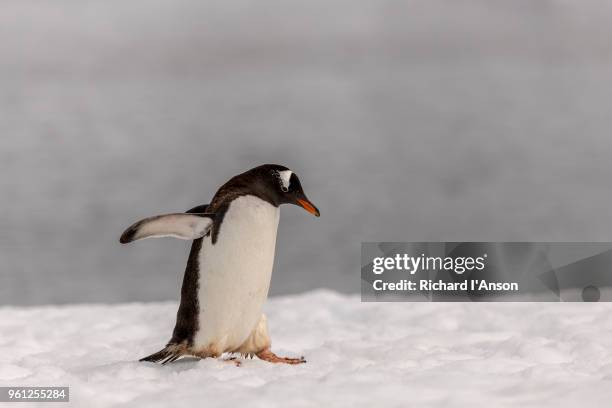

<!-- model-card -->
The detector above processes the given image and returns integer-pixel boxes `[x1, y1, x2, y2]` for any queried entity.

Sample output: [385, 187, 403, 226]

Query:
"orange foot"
[256, 348, 306, 365]
[222, 356, 242, 367]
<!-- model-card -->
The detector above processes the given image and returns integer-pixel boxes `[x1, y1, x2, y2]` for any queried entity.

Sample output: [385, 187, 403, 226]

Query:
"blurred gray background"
[2, 0, 612, 305]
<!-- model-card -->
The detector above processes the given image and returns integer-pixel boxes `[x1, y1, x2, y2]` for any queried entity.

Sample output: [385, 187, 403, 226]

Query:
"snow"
[1, 290, 611, 407]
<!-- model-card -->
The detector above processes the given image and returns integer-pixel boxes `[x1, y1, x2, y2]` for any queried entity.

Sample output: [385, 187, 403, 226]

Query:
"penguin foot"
[255, 348, 306, 365]
[222, 356, 242, 367]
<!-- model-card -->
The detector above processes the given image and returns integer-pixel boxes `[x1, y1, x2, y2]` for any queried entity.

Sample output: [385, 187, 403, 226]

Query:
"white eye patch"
[278, 170, 292, 191]
[272, 169, 292, 192]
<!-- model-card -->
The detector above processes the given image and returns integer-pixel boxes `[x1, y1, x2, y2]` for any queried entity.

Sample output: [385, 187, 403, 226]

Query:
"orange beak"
[296, 198, 320, 217]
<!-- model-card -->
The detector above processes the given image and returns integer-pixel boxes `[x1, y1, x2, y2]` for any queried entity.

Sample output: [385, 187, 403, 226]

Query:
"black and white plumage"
[120, 164, 320, 365]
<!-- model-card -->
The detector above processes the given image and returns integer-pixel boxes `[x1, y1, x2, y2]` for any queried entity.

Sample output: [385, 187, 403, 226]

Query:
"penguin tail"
[140, 343, 187, 365]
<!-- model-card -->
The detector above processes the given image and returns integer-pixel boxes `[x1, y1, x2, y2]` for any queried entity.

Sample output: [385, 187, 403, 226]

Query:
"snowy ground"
[1, 290, 611, 407]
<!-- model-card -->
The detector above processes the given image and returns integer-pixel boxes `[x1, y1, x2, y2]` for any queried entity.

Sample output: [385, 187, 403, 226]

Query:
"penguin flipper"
[120, 212, 214, 244]
[186, 204, 209, 214]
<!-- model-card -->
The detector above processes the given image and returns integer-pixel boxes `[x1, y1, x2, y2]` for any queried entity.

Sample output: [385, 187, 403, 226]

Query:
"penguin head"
[255, 164, 320, 217]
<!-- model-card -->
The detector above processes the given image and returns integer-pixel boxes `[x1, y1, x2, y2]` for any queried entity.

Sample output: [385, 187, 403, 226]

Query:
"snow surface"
[1, 290, 611, 407]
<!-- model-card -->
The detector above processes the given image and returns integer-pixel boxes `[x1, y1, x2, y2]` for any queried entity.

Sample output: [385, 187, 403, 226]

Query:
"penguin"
[119, 164, 320, 365]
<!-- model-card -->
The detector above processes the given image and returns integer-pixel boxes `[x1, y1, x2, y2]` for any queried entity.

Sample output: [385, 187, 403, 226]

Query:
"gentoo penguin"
[120, 164, 319, 365]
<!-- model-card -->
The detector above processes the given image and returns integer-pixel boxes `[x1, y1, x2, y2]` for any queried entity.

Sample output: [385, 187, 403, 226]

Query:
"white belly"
[193, 195, 279, 353]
